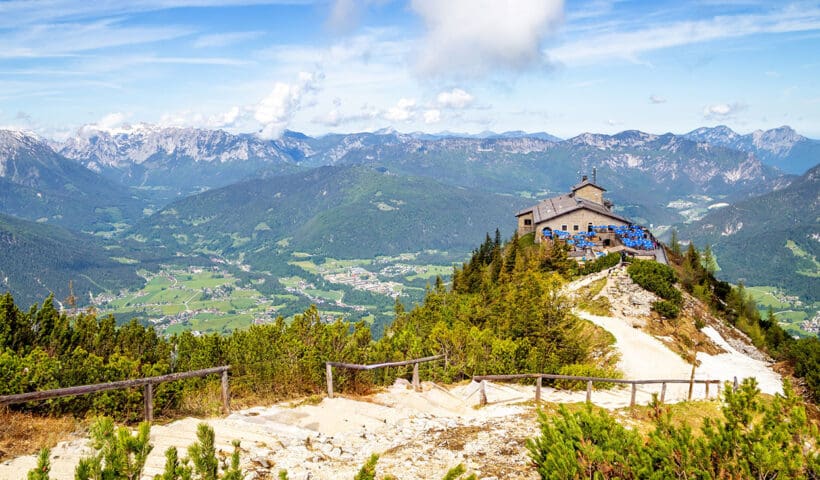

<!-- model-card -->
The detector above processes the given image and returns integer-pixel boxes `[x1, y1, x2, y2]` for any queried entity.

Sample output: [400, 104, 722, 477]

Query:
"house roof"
[571, 179, 606, 192]
[516, 193, 630, 224]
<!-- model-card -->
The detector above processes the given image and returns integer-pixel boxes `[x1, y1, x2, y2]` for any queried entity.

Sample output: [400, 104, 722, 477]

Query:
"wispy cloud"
[0, 18, 194, 58]
[0, 1, 315, 28]
[193, 31, 264, 48]
[649, 94, 666, 104]
[548, 5, 820, 65]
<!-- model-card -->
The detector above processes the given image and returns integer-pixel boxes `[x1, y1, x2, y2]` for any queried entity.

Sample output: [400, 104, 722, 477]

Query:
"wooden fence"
[325, 355, 445, 398]
[472, 373, 724, 407]
[0, 365, 231, 422]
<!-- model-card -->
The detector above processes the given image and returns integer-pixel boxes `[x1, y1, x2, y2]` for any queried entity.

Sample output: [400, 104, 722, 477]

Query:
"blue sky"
[1, 0, 819, 139]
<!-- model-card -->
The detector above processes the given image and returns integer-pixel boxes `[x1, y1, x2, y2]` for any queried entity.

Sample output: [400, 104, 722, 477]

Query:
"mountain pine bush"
[528, 378, 820, 479]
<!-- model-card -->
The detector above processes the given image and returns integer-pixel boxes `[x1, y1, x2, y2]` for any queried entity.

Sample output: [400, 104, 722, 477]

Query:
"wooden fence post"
[535, 376, 542, 404]
[688, 361, 696, 401]
[630, 383, 637, 407]
[660, 382, 667, 404]
[221, 370, 230, 414]
[326, 363, 334, 399]
[144, 383, 153, 423]
[412, 362, 420, 392]
[479, 380, 487, 406]
[586, 380, 593, 404]
[733, 376, 738, 392]
[705, 381, 710, 400]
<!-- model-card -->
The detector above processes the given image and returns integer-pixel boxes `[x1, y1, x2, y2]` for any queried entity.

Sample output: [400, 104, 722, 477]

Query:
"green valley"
[92, 250, 460, 337]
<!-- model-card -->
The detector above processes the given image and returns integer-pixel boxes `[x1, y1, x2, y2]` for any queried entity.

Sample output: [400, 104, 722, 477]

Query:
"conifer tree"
[27, 448, 52, 480]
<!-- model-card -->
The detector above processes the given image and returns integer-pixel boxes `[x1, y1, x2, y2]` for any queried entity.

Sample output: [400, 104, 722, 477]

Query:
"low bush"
[651, 300, 679, 319]
[627, 260, 682, 307]
[528, 378, 820, 479]
[554, 364, 622, 390]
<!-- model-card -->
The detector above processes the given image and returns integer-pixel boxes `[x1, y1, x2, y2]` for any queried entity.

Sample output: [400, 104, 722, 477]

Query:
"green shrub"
[75, 417, 153, 480]
[554, 364, 622, 390]
[528, 378, 820, 479]
[651, 300, 679, 319]
[156, 423, 243, 480]
[627, 260, 682, 306]
[27, 448, 52, 480]
[579, 253, 620, 276]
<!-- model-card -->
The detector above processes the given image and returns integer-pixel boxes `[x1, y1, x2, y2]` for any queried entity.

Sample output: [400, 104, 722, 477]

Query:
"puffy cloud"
[384, 98, 417, 122]
[423, 109, 441, 124]
[411, 0, 564, 76]
[436, 88, 474, 109]
[703, 102, 746, 119]
[649, 94, 666, 104]
[254, 71, 322, 139]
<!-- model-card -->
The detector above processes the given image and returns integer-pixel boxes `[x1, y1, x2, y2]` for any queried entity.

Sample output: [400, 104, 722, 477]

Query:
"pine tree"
[670, 228, 682, 257]
[27, 448, 52, 480]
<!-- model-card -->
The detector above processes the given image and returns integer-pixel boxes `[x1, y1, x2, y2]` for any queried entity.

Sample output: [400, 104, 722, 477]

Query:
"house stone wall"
[534, 210, 629, 242]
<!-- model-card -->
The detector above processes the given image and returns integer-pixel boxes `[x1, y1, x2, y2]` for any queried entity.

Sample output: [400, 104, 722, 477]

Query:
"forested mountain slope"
[128, 165, 527, 260]
[681, 163, 819, 301]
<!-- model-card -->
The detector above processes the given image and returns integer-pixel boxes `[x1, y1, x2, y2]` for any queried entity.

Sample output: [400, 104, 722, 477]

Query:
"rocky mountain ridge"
[684, 125, 819, 174]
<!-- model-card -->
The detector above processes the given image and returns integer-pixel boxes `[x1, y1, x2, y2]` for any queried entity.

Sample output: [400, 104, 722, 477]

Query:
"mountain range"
[54, 125, 798, 226]
[683, 125, 819, 174]
[0, 123, 817, 312]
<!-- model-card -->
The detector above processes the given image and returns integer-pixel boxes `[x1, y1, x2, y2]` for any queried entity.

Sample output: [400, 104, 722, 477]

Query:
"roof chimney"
[581, 175, 588, 181]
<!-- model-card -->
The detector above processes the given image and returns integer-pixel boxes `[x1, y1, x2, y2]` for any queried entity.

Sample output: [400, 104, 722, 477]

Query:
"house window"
[588, 223, 594, 232]
[524, 219, 532, 226]
[561, 224, 567, 231]
[573, 225, 579, 231]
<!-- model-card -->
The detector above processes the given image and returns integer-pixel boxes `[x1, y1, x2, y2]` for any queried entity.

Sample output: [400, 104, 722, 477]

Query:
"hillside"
[0, 130, 144, 230]
[680, 163, 819, 303]
[0, 213, 147, 308]
[127, 165, 527, 259]
[0, 263, 787, 480]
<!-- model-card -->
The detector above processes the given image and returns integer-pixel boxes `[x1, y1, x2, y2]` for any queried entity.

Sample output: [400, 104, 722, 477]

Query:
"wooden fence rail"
[0, 365, 231, 422]
[325, 355, 445, 398]
[472, 373, 723, 407]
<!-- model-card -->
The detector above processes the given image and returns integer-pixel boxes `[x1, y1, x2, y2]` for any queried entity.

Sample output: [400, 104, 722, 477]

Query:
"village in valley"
[91, 252, 457, 335]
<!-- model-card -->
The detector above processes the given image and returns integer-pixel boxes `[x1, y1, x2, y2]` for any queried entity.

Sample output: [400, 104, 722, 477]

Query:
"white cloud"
[548, 5, 820, 66]
[649, 94, 666, 104]
[254, 71, 322, 139]
[703, 102, 746, 119]
[97, 112, 128, 130]
[436, 88, 474, 109]
[193, 31, 263, 48]
[423, 109, 441, 124]
[384, 98, 416, 122]
[411, 0, 564, 76]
